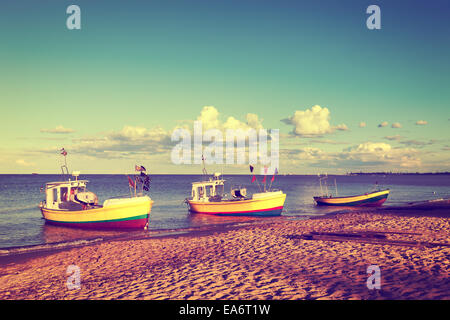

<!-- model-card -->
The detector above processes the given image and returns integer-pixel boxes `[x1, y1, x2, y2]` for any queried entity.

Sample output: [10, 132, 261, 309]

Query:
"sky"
[0, 0, 449, 174]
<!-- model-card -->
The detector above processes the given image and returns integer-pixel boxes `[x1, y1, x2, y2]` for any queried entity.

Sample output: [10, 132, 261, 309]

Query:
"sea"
[0, 174, 449, 256]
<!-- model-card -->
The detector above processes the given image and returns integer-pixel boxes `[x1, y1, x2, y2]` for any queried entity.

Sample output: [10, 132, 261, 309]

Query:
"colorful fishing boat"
[313, 174, 389, 207]
[186, 173, 286, 216]
[39, 150, 153, 229]
[313, 189, 390, 207]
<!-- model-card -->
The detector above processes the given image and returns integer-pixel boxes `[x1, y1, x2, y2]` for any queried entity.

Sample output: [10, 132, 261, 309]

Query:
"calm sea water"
[0, 174, 449, 251]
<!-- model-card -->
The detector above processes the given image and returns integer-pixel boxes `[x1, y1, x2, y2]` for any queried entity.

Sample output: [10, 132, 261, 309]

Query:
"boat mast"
[201, 154, 208, 177]
[318, 173, 323, 196]
[318, 174, 329, 197]
[60, 148, 69, 179]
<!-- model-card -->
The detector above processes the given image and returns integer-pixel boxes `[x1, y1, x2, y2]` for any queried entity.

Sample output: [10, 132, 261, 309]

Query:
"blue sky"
[0, 0, 449, 173]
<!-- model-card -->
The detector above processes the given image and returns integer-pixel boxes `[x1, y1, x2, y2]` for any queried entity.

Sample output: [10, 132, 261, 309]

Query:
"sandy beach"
[0, 204, 449, 300]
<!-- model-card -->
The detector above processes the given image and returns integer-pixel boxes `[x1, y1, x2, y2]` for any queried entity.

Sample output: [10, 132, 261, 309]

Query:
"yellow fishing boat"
[39, 173, 153, 229]
[39, 150, 153, 229]
[186, 173, 286, 216]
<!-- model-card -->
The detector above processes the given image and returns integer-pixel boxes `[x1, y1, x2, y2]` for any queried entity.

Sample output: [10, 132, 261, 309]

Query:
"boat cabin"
[191, 173, 225, 202]
[42, 172, 98, 210]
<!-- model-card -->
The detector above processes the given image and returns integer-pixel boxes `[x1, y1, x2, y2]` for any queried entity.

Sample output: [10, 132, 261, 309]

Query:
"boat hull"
[314, 190, 389, 207]
[40, 196, 153, 229]
[188, 192, 286, 216]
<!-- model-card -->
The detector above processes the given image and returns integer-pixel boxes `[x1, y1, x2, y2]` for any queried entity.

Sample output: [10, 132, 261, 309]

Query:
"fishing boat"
[313, 174, 389, 207]
[186, 173, 286, 216]
[39, 149, 153, 229]
[313, 189, 390, 207]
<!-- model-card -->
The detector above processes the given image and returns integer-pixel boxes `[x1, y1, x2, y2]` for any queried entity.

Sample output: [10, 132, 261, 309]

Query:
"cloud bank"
[281, 105, 348, 136]
[40, 125, 75, 134]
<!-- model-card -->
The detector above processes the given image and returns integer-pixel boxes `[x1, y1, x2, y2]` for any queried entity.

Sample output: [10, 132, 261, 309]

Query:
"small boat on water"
[186, 173, 286, 216]
[186, 159, 286, 216]
[313, 174, 389, 207]
[313, 189, 390, 207]
[39, 150, 153, 229]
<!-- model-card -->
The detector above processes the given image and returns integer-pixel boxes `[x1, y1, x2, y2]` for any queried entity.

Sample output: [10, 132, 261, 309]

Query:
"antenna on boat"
[201, 154, 208, 177]
[318, 173, 329, 197]
[318, 173, 323, 195]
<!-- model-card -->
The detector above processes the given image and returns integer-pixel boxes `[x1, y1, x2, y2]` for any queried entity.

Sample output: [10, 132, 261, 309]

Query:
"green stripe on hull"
[45, 214, 149, 224]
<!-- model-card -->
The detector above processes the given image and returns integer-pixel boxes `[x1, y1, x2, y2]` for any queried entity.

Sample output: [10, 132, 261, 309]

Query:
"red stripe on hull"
[45, 217, 149, 230]
[190, 206, 284, 216]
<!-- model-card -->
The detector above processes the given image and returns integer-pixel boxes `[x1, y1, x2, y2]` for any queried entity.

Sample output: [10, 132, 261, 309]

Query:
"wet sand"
[0, 204, 449, 300]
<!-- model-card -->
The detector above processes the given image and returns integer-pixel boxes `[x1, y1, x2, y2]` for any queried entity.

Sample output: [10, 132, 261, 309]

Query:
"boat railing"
[108, 193, 144, 199]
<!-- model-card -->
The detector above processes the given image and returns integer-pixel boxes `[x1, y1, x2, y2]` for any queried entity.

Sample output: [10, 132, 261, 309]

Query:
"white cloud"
[283, 141, 422, 169]
[359, 122, 367, 128]
[344, 142, 420, 168]
[378, 121, 388, 128]
[384, 135, 403, 141]
[197, 106, 263, 131]
[245, 113, 264, 130]
[391, 122, 402, 128]
[281, 105, 347, 136]
[293, 147, 327, 160]
[16, 159, 35, 167]
[335, 124, 349, 131]
[197, 106, 221, 130]
[62, 126, 173, 159]
[350, 142, 392, 153]
[35, 106, 266, 161]
[40, 125, 75, 134]
[415, 120, 428, 125]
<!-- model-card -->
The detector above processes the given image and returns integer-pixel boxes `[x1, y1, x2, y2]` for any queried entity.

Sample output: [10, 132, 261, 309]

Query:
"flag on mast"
[262, 166, 268, 183]
[249, 165, 256, 183]
[60, 148, 67, 156]
[135, 165, 146, 172]
[127, 176, 135, 188]
[271, 168, 278, 182]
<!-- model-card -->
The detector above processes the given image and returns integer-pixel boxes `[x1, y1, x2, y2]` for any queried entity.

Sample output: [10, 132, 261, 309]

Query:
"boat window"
[60, 187, 68, 201]
[53, 188, 57, 203]
[198, 187, 204, 197]
[216, 185, 224, 196]
[205, 185, 213, 197]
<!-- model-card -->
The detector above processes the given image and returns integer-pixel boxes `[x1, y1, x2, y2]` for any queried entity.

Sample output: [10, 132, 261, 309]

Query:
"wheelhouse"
[191, 173, 225, 202]
[41, 172, 93, 210]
